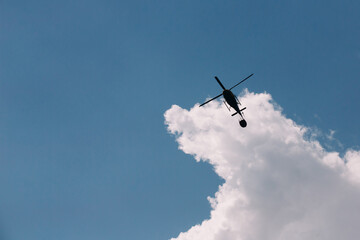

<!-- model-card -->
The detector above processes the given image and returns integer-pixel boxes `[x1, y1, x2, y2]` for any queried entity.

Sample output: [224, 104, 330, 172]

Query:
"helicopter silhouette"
[199, 73, 254, 127]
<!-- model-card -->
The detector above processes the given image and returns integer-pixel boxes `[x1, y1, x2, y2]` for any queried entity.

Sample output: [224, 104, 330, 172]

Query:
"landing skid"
[235, 95, 241, 105]
[223, 101, 231, 111]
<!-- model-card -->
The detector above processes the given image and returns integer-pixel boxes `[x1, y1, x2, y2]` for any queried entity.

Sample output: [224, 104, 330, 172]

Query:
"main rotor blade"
[215, 76, 226, 90]
[199, 93, 223, 107]
[229, 73, 254, 90]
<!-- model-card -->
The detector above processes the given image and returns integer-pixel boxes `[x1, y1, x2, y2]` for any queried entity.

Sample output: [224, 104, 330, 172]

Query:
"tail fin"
[231, 107, 246, 116]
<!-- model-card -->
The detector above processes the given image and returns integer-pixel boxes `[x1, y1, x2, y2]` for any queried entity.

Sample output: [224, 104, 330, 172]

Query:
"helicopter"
[199, 73, 254, 127]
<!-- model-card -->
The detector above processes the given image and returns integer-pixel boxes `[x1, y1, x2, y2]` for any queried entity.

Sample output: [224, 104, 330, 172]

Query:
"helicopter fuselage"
[223, 90, 242, 116]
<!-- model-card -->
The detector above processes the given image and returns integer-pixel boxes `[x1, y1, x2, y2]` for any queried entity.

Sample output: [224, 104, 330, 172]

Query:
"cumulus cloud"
[164, 90, 360, 240]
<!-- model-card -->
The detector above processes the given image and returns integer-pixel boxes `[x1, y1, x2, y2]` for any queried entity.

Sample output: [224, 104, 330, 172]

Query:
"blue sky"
[0, 1, 360, 239]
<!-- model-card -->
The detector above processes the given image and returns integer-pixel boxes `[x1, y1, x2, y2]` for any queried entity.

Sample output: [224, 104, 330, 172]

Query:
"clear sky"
[0, 0, 359, 239]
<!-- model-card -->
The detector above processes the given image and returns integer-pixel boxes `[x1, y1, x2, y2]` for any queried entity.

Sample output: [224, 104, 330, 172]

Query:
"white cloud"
[326, 129, 336, 141]
[164, 91, 360, 240]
